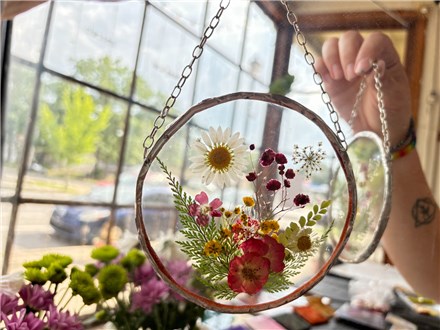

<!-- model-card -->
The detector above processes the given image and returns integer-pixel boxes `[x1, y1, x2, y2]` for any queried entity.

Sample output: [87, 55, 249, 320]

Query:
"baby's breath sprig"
[292, 142, 326, 179]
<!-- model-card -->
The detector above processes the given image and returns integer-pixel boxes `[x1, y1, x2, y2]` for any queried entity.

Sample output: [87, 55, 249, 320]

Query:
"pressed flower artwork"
[159, 126, 333, 299]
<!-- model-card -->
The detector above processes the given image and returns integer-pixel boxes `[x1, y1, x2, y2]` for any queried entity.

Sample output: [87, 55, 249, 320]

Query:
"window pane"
[193, 47, 239, 102]
[21, 73, 128, 201]
[241, 3, 276, 84]
[1, 62, 37, 199]
[44, 1, 144, 95]
[205, 0, 249, 64]
[135, 6, 197, 112]
[10, 3, 49, 63]
[150, 0, 207, 35]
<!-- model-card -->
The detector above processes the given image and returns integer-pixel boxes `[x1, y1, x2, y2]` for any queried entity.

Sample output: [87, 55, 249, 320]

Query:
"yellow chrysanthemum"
[189, 127, 248, 188]
[203, 240, 222, 257]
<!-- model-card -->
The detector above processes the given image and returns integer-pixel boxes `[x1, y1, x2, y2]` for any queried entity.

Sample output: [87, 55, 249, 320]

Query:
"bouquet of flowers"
[0, 244, 205, 330]
[159, 126, 333, 299]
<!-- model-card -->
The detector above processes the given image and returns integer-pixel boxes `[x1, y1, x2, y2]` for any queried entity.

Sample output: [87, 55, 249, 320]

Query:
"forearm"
[381, 150, 440, 301]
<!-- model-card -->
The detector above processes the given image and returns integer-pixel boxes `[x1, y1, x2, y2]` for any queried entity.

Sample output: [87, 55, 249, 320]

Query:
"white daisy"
[189, 126, 248, 188]
[279, 224, 317, 255]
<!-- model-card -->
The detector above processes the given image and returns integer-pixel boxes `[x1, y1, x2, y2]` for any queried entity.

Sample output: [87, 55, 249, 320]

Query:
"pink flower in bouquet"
[133, 263, 155, 286]
[1, 308, 45, 330]
[131, 278, 169, 314]
[0, 293, 20, 315]
[227, 253, 270, 295]
[240, 237, 268, 255]
[19, 284, 54, 311]
[46, 305, 83, 330]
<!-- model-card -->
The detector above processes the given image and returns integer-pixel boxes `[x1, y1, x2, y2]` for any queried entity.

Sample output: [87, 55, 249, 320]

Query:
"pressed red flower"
[275, 153, 288, 164]
[294, 193, 310, 206]
[260, 148, 276, 167]
[240, 237, 269, 256]
[285, 168, 295, 179]
[284, 179, 291, 188]
[246, 172, 258, 182]
[227, 253, 270, 295]
[262, 236, 285, 273]
[266, 179, 281, 191]
[196, 214, 210, 226]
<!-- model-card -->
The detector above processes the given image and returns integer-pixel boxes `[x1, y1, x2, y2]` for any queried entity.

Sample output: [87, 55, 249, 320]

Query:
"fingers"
[318, 31, 401, 81]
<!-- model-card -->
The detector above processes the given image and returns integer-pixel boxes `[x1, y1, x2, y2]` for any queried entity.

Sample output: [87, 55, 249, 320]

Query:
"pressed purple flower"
[246, 172, 258, 182]
[285, 168, 295, 179]
[266, 179, 281, 191]
[19, 284, 54, 312]
[260, 148, 276, 167]
[0, 293, 20, 315]
[133, 263, 155, 286]
[46, 305, 83, 330]
[275, 153, 288, 164]
[249, 144, 255, 151]
[284, 179, 291, 188]
[2, 308, 45, 330]
[294, 193, 310, 206]
[131, 278, 169, 314]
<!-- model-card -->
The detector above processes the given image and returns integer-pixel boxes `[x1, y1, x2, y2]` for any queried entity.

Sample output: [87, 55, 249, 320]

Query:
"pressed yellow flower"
[234, 207, 241, 214]
[259, 220, 280, 235]
[221, 227, 232, 238]
[204, 240, 222, 257]
[240, 214, 248, 222]
[224, 210, 233, 218]
[242, 196, 255, 207]
[297, 235, 312, 251]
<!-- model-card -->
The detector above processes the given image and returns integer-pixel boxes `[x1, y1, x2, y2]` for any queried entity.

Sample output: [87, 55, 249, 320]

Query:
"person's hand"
[315, 31, 412, 146]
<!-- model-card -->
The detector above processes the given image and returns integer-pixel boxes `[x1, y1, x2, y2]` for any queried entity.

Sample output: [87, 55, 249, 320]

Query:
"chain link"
[280, 0, 348, 150]
[142, 0, 230, 159]
[372, 63, 391, 158]
[348, 75, 367, 127]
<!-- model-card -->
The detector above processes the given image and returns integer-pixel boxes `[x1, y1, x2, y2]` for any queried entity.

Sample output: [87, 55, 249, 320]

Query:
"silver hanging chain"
[372, 62, 391, 158]
[142, 0, 230, 159]
[280, 0, 348, 150]
[349, 63, 391, 160]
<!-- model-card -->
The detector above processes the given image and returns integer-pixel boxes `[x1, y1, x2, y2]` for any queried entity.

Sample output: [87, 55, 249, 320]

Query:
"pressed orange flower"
[242, 196, 255, 207]
[259, 220, 280, 235]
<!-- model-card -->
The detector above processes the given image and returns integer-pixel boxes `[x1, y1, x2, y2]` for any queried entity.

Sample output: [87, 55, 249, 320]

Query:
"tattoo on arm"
[412, 197, 437, 227]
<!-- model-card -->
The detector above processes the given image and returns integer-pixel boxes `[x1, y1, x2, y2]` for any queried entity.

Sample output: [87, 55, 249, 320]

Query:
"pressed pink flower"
[46, 305, 83, 330]
[262, 236, 285, 273]
[2, 308, 45, 330]
[260, 148, 276, 167]
[189, 191, 223, 226]
[246, 172, 258, 182]
[240, 237, 268, 256]
[275, 153, 288, 164]
[266, 179, 281, 191]
[285, 168, 295, 179]
[294, 194, 310, 206]
[227, 253, 270, 295]
[19, 284, 54, 311]
[131, 278, 169, 313]
[0, 293, 20, 315]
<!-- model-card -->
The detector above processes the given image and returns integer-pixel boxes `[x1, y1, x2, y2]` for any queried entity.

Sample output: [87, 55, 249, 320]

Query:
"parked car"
[50, 184, 177, 245]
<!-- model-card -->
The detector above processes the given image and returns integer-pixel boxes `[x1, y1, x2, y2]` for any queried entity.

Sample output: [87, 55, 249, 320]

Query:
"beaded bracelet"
[390, 118, 417, 160]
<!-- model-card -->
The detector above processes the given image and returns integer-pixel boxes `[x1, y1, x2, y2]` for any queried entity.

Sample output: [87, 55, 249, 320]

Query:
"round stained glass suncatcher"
[135, 92, 357, 313]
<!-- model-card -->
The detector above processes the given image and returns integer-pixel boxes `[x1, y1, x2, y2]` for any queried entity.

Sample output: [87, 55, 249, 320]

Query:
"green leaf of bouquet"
[306, 220, 316, 226]
[313, 205, 318, 214]
[307, 211, 313, 220]
[299, 216, 306, 227]
[313, 215, 322, 221]
[319, 209, 327, 214]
